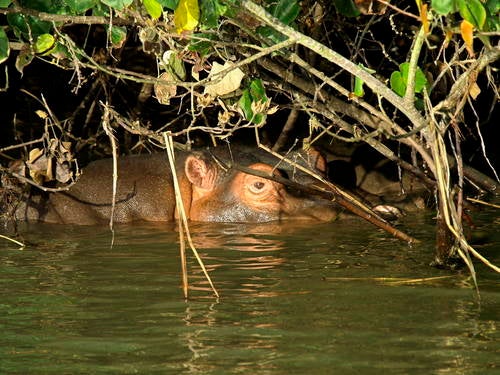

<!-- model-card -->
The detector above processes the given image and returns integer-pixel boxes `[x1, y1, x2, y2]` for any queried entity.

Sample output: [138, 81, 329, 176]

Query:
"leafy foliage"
[0, 0, 498, 272]
[238, 78, 269, 125]
[390, 63, 429, 97]
[0, 27, 9, 64]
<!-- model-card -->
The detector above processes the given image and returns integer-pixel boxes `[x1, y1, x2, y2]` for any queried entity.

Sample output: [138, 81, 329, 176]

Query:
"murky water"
[1, 212, 499, 374]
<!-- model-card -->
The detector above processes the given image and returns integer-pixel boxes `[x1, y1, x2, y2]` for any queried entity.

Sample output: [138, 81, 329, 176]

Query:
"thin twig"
[102, 102, 118, 243]
[163, 132, 219, 299]
[0, 234, 25, 248]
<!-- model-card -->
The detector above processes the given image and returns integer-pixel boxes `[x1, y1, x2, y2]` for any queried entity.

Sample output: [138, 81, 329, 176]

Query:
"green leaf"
[271, 0, 299, 25]
[238, 89, 253, 121]
[109, 25, 127, 46]
[413, 69, 429, 93]
[7, 13, 52, 37]
[431, 0, 456, 15]
[485, 0, 500, 14]
[238, 79, 268, 125]
[143, 0, 163, 19]
[332, 0, 360, 17]
[19, 0, 66, 13]
[157, 0, 178, 10]
[352, 64, 375, 97]
[163, 51, 186, 80]
[200, 0, 226, 29]
[249, 78, 267, 102]
[0, 0, 12, 7]
[34, 33, 55, 55]
[484, 0, 500, 31]
[100, 0, 133, 10]
[390, 62, 429, 97]
[0, 28, 10, 64]
[64, 0, 97, 13]
[256, 25, 287, 44]
[458, 0, 487, 29]
[188, 32, 214, 56]
[390, 71, 406, 97]
[353, 76, 364, 97]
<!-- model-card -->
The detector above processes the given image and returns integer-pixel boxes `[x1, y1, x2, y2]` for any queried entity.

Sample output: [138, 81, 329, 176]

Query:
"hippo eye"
[252, 181, 265, 191]
[248, 179, 270, 195]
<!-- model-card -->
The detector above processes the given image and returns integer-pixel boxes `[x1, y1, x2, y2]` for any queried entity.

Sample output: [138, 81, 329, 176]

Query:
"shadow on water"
[0, 212, 499, 374]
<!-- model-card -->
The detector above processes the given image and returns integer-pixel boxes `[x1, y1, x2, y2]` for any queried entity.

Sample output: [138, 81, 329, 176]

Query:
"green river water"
[1, 211, 499, 374]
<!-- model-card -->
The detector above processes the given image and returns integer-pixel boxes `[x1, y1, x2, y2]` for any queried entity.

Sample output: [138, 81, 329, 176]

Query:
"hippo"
[4, 147, 339, 225]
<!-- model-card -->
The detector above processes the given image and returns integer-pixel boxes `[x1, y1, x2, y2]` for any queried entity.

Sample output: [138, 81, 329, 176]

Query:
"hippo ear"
[185, 155, 217, 190]
[307, 148, 327, 175]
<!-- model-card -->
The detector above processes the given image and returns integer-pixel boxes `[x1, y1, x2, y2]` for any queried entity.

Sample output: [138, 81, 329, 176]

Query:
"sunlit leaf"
[390, 71, 405, 97]
[431, 0, 455, 15]
[390, 62, 429, 97]
[353, 76, 365, 97]
[0, 28, 9, 64]
[64, 0, 97, 13]
[352, 64, 374, 97]
[34, 33, 56, 55]
[460, 19, 475, 56]
[0, 0, 12, 7]
[101, 0, 133, 10]
[174, 0, 199, 34]
[143, 0, 163, 19]
[458, 0, 486, 29]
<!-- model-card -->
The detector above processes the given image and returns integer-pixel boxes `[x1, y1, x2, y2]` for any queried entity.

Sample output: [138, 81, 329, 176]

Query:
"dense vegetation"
[1, 0, 499, 281]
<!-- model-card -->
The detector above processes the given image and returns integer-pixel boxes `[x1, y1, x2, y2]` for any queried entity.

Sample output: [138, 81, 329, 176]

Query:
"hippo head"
[183, 152, 338, 223]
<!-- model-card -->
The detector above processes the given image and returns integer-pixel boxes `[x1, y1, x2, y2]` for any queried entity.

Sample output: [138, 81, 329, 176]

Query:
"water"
[1, 212, 499, 374]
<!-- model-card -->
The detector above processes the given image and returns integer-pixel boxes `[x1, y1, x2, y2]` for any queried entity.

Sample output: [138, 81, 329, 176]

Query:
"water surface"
[1, 213, 499, 374]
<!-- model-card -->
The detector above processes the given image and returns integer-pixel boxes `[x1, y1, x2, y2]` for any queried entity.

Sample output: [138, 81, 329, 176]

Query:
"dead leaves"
[203, 61, 245, 97]
[26, 139, 76, 185]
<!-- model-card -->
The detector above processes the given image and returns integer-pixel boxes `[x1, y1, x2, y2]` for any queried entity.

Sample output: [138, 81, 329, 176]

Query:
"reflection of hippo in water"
[7, 147, 339, 225]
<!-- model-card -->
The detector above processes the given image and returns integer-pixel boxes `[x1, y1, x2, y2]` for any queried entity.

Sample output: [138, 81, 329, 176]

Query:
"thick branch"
[241, 0, 428, 131]
[0, 6, 132, 25]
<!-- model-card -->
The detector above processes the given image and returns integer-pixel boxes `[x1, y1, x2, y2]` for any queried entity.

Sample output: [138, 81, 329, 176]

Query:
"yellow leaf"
[28, 148, 44, 163]
[174, 0, 199, 34]
[420, 3, 429, 34]
[460, 20, 474, 56]
[469, 82, 481, 100]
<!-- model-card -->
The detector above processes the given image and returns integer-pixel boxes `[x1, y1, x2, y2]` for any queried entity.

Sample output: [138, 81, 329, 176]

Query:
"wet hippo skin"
[12, 148, 339, 225]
